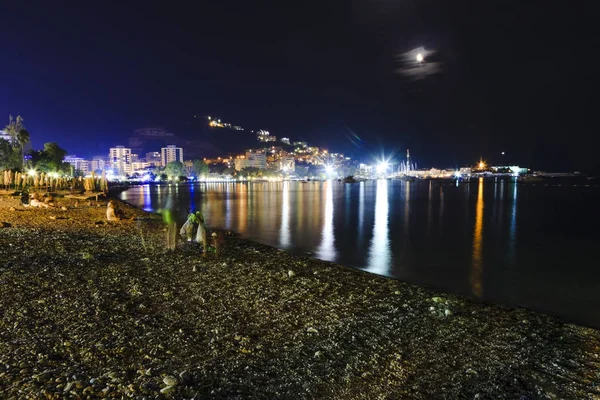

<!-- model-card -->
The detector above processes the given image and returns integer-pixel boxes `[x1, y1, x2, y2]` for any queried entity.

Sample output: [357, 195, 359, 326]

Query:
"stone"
[160, 385, 176, 394]
[63, 381, 74, 392]
[288, 270, 296, 278]
[61, 206, 67, 211]
[307, 327, 318, 334]
[163, 375, 179, 386]
[445, 309, 452, 317]
[179, 370, 191, 382]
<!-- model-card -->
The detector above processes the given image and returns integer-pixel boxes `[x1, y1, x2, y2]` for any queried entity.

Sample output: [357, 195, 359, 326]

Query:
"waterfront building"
[90, 156, 109, 173]
[145, 152, 161, 166]
[161, 145, 183, 167]
[280, 155, 295, 172]
[64, 155, 90, 174]
[234, 150, 267, 170]
[109, 146, 132, 175]
[131, 161, 150, 172]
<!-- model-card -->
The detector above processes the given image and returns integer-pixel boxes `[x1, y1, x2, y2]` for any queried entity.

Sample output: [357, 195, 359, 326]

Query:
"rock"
[394, 290, 401, 295]
[0, 222, 10, 228]
[162, 375, 179, 386]
[63, 381, 74, 392]
[288, 270, 296, 278]
[160, 385, 176, 394]
[445, 309, 453, 317]
[432, 297, 445, 303]
[307, 327, 319, 334]
[314, 351, 323, 358]
[9, 207, 15, 211]
[61, 206, 67, 211]
[179, 370, 191, 383]
[49, 216, 56, 220]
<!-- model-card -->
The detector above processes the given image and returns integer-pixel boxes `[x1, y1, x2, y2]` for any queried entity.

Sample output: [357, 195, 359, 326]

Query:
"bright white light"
[325, 164, 334, 174]
[376, 162, 389, 173]
[454, 170, 461, 178]
[51, 172, 59, 178]
[501, 151, 505, 155]
[28, 169, 36, 177]
[416, 53, 424, 62]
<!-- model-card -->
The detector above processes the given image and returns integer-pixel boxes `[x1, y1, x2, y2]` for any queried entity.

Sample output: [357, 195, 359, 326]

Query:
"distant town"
[1, 115, 580, 182]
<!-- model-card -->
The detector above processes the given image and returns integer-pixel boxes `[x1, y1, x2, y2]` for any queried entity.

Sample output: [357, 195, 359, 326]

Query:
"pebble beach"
[0, 193, 599, 399]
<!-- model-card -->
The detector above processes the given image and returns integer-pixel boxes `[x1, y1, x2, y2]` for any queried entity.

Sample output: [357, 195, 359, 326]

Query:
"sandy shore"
[0, 192, 599, 399]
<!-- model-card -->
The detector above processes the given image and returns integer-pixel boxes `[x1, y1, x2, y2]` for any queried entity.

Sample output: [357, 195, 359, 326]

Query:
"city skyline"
[2, 2, 597, 172]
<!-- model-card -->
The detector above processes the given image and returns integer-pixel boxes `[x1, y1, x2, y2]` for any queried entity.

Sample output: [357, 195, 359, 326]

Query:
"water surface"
[120, 179, 600, 328]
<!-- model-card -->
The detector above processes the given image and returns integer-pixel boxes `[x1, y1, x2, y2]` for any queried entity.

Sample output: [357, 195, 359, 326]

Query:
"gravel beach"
[0, 193, 599, 399]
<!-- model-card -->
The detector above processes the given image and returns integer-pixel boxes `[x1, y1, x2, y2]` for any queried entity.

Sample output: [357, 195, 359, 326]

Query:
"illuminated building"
[131, 161, 150, 172]
[280, 137, 290, 145]
[64, 155, 89, 174]
[145, 152, 161, 166]
[109, 146, 132, 175]
[161, 145, 184, 167]
[279, 155, 295, 172]
[234, 151, 267, 170]
[257, 130, 277, 142]
[91, 156, 108, 173]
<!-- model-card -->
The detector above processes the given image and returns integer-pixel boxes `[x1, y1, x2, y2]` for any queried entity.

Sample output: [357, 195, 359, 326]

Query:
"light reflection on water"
[316, 181, 336, 261]
[471, 178, 484, 297]
[367, 179, 391, 275]
[120, 179, 600, 328]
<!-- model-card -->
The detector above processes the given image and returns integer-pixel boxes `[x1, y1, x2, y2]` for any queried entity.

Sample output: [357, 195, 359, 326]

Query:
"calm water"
[120, 179, 600, 328]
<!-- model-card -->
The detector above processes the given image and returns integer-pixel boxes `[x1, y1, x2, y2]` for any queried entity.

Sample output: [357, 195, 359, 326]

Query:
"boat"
[343, 176, 358, 183]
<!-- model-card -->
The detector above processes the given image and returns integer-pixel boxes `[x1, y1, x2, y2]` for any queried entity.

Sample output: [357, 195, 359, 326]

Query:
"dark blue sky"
[1, 1, 597, 171]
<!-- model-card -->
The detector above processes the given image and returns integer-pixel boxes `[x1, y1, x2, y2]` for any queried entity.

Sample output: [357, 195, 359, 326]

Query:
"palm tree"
[4, 115, 28, 170]
[16, 128, 29, 170]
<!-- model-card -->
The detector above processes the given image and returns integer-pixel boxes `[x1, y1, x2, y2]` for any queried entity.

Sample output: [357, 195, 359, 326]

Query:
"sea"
[120, 178, 600, 328]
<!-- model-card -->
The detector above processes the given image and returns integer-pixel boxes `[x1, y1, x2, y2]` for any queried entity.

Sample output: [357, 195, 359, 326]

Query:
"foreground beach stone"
[0, 194, 599, 399]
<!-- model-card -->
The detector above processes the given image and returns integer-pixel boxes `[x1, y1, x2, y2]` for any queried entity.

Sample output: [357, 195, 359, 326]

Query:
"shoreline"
[0, 194, 599, 398]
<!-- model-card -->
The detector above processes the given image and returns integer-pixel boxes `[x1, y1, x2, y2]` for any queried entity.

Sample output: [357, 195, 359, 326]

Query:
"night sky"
[1, 1, 597, 171]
